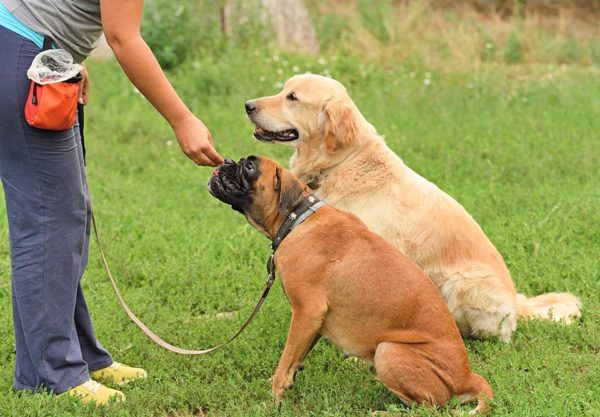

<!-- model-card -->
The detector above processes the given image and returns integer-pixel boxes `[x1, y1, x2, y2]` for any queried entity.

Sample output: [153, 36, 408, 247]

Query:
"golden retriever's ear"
[276, 166, 304, 215]
[320, 98, 359, 152]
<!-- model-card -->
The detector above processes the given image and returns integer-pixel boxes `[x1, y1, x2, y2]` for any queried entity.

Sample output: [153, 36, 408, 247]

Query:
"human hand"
[78, 64, 90, 105]
[173, 115, 224, 166]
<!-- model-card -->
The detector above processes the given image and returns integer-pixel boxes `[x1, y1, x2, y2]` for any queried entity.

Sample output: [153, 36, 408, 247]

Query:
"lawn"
[1, 40, 599, 417]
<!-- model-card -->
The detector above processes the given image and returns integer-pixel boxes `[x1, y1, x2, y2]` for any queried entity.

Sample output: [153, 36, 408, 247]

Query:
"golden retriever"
[245, 74, 582, 342]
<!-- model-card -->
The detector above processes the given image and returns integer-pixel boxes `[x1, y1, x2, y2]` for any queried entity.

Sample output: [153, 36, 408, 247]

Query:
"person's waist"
[0, 2, 45, 49]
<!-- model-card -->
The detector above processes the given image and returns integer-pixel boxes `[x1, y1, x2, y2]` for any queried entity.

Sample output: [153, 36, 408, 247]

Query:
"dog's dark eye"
[286, 92, 298, 101]
[244, 162, 255, 174]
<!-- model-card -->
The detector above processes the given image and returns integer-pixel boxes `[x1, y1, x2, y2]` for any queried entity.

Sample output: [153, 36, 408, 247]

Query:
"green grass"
[0, 48, 599, 417]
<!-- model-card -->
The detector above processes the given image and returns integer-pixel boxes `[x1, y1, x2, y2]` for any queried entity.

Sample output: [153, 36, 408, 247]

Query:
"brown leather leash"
[90, 211, 276, 355]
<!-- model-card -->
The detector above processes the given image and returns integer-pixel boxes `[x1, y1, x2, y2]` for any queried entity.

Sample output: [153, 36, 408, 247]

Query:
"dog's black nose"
[245, 101, 256, 114]
[224, 158, 235, 165]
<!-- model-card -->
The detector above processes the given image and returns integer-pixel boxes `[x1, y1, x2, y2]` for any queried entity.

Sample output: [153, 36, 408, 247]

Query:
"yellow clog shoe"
[90, 361, 148, 385]
[65, 379, 125, 405]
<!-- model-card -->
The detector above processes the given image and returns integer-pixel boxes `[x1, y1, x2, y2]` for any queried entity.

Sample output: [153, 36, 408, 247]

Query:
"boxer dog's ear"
[275, 166, 304, 215]
[319, 98, 359, 153]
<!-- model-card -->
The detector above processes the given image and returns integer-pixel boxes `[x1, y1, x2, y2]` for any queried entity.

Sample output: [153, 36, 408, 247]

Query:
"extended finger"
[194, 153, 216, 167]
[204, 145, 224, 166]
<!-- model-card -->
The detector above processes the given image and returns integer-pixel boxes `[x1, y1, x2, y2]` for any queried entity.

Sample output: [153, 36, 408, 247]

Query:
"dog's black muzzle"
[208, 157, 259, 213]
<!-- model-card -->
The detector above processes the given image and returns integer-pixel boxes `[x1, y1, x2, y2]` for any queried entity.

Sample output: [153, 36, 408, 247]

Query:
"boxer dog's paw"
[271, 373, 294, 404]
[272, 386, 285, 405]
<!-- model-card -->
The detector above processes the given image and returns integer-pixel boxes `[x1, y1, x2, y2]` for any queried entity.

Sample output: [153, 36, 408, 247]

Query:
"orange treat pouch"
[24, 37, 83, 131]
[25, 73, 82, 130]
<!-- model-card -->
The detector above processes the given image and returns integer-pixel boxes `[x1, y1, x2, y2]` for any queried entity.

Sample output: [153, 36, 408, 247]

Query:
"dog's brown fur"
[208, 157, 493, 414]
[246, 74, 582, 342]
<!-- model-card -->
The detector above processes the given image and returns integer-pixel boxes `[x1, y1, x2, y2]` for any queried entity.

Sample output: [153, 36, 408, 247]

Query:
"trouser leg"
[0, 26, 110, 394]
[72, 124, 112, 371]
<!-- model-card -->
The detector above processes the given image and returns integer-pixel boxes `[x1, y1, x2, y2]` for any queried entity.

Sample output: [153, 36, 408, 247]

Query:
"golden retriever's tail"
[516, 292, 581, 324]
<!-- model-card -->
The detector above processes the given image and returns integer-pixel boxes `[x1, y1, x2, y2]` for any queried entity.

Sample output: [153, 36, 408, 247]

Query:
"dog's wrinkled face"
[245, 74, 366, 152]
[207, 157, 259, 213]
[208, 156, 306, 237]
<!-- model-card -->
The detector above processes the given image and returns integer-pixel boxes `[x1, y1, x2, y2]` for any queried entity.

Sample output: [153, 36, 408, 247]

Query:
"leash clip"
[261, 250, 276, 297]
[266, 251, 275, 277]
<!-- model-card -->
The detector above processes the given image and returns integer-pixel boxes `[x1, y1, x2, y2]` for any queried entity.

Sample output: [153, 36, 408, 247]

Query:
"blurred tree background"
[137, 0, 600, 70]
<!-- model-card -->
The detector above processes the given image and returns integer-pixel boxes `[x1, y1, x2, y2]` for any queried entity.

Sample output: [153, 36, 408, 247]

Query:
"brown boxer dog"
[207, 156, 493, 415]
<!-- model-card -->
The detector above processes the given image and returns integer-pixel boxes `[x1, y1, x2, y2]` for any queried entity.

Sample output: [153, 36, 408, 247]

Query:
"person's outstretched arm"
[101, 0, 224, 166]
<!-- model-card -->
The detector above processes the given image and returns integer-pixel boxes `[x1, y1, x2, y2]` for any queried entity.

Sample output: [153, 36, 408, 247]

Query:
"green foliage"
[142, 0, 224, 70]
[142, 0, 598, 72]
[310, 9, 349, 51]
[561, 38, 582, 63]
[480, 39, 497, 62]
[589, 40, 600, 64]
[504, 29, 524, 64]
[308, 1, 599, 69]
[142, 0, 276, 70]
[220, 0, 274, 50]
[357, 0, 394, 44]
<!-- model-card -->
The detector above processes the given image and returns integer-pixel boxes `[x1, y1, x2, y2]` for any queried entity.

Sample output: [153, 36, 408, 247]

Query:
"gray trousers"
[0, 26, 112, 394]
